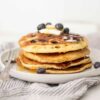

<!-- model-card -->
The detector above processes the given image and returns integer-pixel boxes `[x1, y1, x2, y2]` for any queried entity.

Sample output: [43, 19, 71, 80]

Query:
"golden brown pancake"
[22, 48, 90, 63]
[16, 58, 92, 74]
[46, 63, 92, 74]
[19, 33, 88, 53]
[16, 54, 92, 70]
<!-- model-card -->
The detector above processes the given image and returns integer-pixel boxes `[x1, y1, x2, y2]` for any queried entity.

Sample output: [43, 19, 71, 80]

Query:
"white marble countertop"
[0, 33, 100, 100]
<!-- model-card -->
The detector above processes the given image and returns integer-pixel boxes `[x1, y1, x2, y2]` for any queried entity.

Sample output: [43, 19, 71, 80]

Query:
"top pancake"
[19, 33, 88, 53]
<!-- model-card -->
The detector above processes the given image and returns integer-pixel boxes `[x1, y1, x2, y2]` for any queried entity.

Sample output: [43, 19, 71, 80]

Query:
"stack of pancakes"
[16, 33, 92, 74]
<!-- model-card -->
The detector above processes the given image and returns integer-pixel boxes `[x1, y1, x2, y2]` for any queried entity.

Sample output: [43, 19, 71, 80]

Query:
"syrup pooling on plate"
[16, 58, 36, 73]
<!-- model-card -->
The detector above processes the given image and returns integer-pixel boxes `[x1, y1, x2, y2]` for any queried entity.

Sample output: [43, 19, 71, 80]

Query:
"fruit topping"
[55, 23, 64, 30]
[37, 68, 46, 74]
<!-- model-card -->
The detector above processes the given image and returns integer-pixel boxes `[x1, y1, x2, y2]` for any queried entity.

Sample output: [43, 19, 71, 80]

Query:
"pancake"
[46, 63, 92, 74]
[19, 33, 88, 53]
[16, 58, 92, 74]
[22, 48, 90, 63]
[16, 54, 92, 69]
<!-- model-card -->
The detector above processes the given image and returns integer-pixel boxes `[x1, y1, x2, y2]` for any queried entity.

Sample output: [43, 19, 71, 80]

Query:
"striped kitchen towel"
[0, 42, 100, 100]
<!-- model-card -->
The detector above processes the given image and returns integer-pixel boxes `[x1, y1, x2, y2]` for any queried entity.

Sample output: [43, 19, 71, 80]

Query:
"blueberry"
[94, 62, 100, 68]
[37, 23, 46, 30]
[46, 22, 52, 25]
[11, 60, 16, 63]
[37, 68, 46, 74]
[63, 28, 69, 33]
[55, 23, 63, 30]
[47, 84, 59, 87]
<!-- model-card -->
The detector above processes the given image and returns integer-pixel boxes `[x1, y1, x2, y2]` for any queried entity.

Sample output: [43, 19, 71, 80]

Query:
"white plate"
[0, 48, 100, 84]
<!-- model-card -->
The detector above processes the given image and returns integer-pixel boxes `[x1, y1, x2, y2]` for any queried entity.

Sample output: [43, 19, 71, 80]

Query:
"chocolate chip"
[51, 41, 58, 44]
[30, 40, 36, 43]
